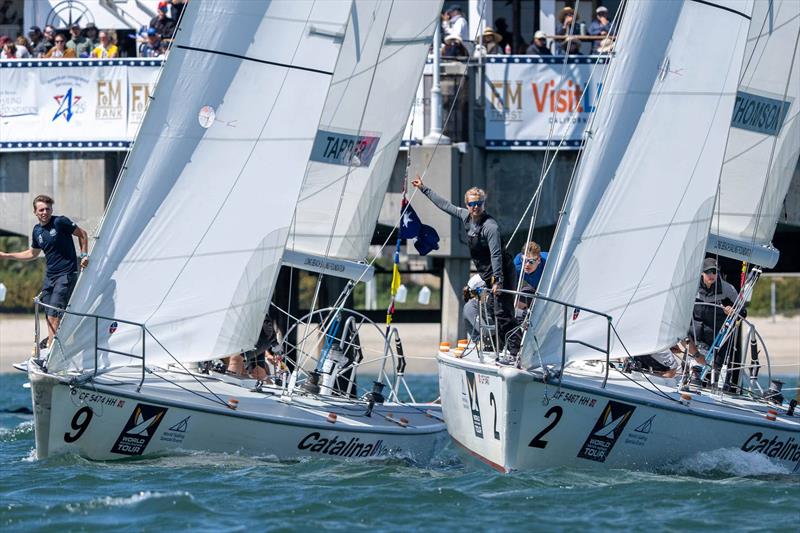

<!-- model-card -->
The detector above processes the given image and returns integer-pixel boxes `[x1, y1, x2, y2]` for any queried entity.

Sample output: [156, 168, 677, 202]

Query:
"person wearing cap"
[139, 27, 164, 57]
[442, 5, 469, 44]
[555, 7, 581, 55]
[150, 2, 176, 40]
[526, 30, 551, 55]
[411, 176, 520, 360]
[474, 26, 504, 58]
[688, 257, 745, 370]
[45, 33, 76, 58]
[67, 23, 92, 58]
[589, 6, 613, 53]
[441, 33, 468, 58]
[28, 25, 50, 57]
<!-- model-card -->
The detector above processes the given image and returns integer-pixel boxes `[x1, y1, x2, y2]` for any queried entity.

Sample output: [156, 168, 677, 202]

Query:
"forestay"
[49, 0, 351, 372]
[709, 0, 800, 268]
[287, 0, 441, 263]
[522, 0, 754, 368]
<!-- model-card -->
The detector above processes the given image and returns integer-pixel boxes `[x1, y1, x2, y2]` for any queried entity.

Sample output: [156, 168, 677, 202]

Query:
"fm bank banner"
[484, 56, 608, 150]
[0, 59, 161, 152]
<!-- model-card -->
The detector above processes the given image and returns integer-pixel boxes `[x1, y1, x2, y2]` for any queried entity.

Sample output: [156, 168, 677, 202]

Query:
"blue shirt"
[513, 251, 548, 291]
[31, 215, 78, 277]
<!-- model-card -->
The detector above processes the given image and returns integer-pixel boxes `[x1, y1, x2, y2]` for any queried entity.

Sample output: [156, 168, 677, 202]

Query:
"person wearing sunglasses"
[45, 34, 76, 58]
[411, 175, 519, 359]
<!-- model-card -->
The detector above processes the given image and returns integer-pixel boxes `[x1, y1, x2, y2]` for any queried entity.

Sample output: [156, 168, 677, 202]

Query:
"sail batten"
[522, 0, 755, 368]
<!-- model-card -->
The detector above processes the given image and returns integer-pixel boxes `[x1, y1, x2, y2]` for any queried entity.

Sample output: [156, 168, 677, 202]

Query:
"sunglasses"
[525, 257, 541, 265]
[467, 200, 484, 208]
[55, 39, 65, 43]
[703, 269, 717, 274]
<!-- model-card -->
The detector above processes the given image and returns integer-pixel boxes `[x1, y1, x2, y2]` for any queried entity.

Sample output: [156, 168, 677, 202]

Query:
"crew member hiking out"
[411, 176, 519, 361]
[0, 194, 89, 351]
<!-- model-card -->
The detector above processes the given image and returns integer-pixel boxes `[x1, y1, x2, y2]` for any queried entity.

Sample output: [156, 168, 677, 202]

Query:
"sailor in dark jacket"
[412, 176, 519, 357]
[690, 257, 744, 367]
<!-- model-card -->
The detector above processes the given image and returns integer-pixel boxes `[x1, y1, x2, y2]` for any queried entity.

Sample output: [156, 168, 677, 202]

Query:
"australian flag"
[399, 203, 439, 256]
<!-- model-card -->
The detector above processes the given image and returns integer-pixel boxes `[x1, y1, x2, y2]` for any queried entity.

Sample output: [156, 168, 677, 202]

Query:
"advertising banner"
[484, 56, 608, 150]
[0, 59, 162, 151]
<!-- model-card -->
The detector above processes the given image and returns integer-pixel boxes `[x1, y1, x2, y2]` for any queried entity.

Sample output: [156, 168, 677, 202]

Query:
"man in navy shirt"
[0, 194, 89, 349]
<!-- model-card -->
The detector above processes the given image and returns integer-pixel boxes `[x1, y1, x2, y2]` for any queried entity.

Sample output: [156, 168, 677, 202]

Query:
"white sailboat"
[22, 0, 449, 462]
[437, 0, 800, 473]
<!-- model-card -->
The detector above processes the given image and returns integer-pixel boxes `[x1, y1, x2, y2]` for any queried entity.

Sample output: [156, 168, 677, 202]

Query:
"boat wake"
[662, 447, 791, 478]
[0, 420, 33, 442]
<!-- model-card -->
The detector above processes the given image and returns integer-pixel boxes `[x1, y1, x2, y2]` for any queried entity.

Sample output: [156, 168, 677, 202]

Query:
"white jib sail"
[709, 0, 800, 267]
[287, 0, 442, 263]
[522, 0, 754, 369]
[50, 0, 352, 373]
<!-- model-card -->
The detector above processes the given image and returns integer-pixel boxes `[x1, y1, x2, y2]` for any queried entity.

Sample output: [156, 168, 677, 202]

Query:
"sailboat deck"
[72, 366, 445, 436]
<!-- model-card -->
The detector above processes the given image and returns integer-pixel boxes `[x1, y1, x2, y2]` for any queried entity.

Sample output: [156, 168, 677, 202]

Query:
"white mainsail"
[709, 0, 800, 267]
[49, 0, 352, 372]
[287, 0, 441, 264]
[522, 0, 754, 368]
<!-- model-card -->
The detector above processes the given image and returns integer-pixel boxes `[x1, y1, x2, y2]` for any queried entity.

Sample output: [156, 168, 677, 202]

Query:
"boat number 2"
[489, 392, 500, 440]
[64, 406, 94, 443]
[528, 406, 563, 449]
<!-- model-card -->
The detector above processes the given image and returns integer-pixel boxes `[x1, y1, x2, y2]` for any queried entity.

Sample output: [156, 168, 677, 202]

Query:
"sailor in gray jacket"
[690, 257, 744, 368]
[411, 176, 519, 357]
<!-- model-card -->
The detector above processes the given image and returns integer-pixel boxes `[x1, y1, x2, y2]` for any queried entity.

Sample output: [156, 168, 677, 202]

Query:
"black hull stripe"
[176, 44, 333, 76]
[690, 0, 751, 20]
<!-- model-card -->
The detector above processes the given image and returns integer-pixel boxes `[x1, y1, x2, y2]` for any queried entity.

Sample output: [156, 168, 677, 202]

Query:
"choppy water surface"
[1, 372, 797, 532]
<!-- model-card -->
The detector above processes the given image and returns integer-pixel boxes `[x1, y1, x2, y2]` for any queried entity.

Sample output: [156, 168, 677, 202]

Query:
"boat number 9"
[528, 406, 563, 449]
[64, 406, 94, 443]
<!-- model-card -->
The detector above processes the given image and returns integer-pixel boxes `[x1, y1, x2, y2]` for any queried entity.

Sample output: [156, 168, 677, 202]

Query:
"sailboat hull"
[28, 362, 448, 463]
[438, 353, 800, 473]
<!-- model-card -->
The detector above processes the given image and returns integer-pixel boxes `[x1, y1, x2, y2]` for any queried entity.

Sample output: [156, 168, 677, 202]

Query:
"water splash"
[65, 491, 194, 512]
[665, 447, 790, 477]
[0, 420, 33, 442]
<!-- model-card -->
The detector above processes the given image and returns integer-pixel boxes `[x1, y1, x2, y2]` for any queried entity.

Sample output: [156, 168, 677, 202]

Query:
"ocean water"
[1, 372, 797, 532]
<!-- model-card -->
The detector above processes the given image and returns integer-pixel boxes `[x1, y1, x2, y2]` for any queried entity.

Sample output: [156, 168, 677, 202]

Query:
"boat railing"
[34, 297, 148, 391]
[479, 288, 613, 387]
[691, 301, 775, 395]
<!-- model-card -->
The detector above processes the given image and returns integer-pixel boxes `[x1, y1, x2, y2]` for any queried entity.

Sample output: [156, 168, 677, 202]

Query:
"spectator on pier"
[139, 27, 165, 57]
[67, 23, 92, 58]
[555, 7, 582, 55]
[0, 37, 16, 59]
[84, 22, 98, 48]
[45, 34, 76, 58]
[28, 25, 51, 57]
[0, 195, 89, 352]
[15, 36, 31, 56]
[150, 2, 176, 40]
[442, 5, 469, 44]
[441, 33, 468, 58]
[90, 31, 119, 58]
[493, 18, 512, 53]
[169, 0, 188, 24]
[474, 26, 505, 58]
[589, 6, 613, 53]
[526, 30, 552, 55]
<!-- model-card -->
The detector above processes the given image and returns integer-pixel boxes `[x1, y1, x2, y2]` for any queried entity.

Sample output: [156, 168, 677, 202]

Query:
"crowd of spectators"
[439, 4, 616, 59]
[0, 0, 187, 60]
